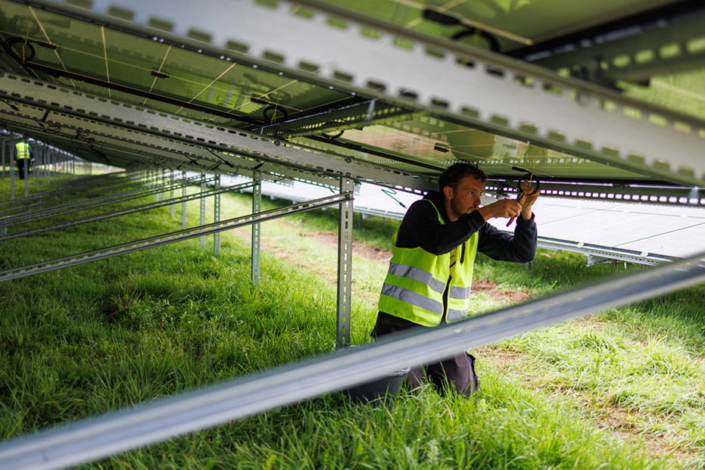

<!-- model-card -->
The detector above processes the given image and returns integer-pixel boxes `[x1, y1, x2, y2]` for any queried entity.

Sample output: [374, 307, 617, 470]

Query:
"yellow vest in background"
[15, 142, 30, 159]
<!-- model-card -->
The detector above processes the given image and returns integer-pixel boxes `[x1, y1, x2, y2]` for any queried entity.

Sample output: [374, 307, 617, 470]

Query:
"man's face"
[445, 176, 484, 221]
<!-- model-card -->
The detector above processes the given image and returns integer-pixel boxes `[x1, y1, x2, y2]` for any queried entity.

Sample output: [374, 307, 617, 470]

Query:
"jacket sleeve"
[395, 199, 488, 255]
[477, 214, 537, 263]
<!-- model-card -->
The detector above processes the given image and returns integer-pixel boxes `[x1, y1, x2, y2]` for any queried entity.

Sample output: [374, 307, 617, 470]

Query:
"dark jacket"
[395, 191, 537, 262]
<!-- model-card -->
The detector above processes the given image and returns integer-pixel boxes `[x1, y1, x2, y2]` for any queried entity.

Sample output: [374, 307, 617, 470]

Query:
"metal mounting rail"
[0, 170, 149, 211]
[535, 236, 676, 266]
[0, 170, 132, 209]
[1, 100, 346, 191]
[0, 175, 209, 228]
[0, 74, 436, 195]
[0, 171, 149, 216]
[0, 182, 254, 242]
[19, 0, 705, 187]
[517, 1, 705, 83]
[486, 180, 705, 207]
[0, 192, 352, 283]
[0, 250, 702, 469]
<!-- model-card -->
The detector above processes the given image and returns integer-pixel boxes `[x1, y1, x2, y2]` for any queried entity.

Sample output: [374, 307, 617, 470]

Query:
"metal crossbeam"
[0, 175, 208, 228]
[0, 182, 253, 242]
[18, 0, 705, 187]
[255, 99, 412, 138]
[511, 0, 705, 83]
[536, 237, 676, 266]
[485, 180, 705, 207]
[0, 73, 435, 194]
[0, 192, 352, 283]
[0, 171, 146, 214]
[0, 250, 702, 469]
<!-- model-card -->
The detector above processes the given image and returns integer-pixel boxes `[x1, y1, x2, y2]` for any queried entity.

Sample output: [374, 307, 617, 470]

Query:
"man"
[373, 162, 539, 397]
[14, 139, 33, 180]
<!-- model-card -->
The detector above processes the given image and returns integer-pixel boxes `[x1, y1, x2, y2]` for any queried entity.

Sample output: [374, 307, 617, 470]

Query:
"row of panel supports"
[1, 166, 354, 349]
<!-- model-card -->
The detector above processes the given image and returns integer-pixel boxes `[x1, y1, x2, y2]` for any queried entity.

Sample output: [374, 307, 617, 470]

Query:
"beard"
[450, 197, 476, 218]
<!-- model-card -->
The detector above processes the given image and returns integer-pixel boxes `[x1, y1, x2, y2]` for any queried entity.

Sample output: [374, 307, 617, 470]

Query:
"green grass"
[1, 175, 704, 468]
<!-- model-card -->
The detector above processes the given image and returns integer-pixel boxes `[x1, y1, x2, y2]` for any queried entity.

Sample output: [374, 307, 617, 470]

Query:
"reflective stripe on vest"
[15, 142, 29, 159]
[378, 199, 479, 327]
[387, 262, 445, 294]
[380, 283, 443, 316]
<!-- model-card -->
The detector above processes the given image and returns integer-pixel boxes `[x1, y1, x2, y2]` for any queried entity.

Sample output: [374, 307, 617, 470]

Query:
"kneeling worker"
[373, 162, 539, 397]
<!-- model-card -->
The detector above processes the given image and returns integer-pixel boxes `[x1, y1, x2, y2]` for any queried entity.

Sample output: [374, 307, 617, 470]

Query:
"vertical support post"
[170, 170, 175, 218]
[10, 141, 15, 200]
[199, 173, 206, 247]
[23, 146, 29, 198]
[37, 145, 42, 190]
[1, 138, 5, 180]
[154, 168, 160, 202]
[214, 174, 221, 256]
[336, 177, 354, 349]
[162, 168, 168, 202]
[181, 171, 187, 229]
[251, 170, 262, 284]
[48, 145, 52, 184]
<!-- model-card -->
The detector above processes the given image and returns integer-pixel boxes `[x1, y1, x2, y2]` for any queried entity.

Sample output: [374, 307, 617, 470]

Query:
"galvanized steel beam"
[485, 180, 705, 207]
[214, 175, 221, 256]
[0, 192, 352, 283]
[0, 73, 435, 194]
[336, 176, 354, 348]
[0, 182, 253, 242]
[0, 175, 207, 228]
[251, 170, 262, 284]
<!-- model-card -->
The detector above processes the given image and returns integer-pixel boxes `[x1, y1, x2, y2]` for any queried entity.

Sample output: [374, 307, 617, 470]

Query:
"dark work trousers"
[371, 311, 479, 397]
[16, 159, 28, 180]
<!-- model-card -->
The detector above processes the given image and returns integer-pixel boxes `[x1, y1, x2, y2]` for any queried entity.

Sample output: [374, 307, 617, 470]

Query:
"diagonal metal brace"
[0, 192, 353, 283]
[0, 182, 254, 242]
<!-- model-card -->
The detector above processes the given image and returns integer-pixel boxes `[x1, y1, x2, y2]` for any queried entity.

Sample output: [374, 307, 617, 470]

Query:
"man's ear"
[443, 185, 454, 200]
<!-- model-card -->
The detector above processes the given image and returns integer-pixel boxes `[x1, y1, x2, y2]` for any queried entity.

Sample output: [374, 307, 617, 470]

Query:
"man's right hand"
[477, 199, 523, 221]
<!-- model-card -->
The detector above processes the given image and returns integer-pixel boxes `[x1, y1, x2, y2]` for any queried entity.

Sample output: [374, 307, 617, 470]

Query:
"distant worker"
[14, 139, 33, 180]
[373, 162, 539, 397]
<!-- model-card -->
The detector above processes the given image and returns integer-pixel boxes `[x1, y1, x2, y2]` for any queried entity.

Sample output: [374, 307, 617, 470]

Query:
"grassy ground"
[1, 174, 704, 468]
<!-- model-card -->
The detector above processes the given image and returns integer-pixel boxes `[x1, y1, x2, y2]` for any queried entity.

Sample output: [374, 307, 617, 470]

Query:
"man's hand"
[477, 199, 523, 221]
[477, 182, 540, 222]
[518, 180, 539, 220]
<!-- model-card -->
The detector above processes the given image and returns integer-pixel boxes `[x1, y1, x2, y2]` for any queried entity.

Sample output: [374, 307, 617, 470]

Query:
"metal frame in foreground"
[0, 251, 703, 470]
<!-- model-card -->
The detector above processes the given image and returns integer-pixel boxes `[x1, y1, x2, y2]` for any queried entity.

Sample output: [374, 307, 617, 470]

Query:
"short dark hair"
[438, 162, 486, 192]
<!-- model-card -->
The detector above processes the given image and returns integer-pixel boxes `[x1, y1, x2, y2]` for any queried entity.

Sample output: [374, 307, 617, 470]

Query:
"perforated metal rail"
[0, 73, 436, 194]
[16, 0, 705, 187]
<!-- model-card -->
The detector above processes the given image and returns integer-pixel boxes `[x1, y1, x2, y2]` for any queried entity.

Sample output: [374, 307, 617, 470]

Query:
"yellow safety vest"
[379, 199, 479, 327]
[15, 142, 30, 159]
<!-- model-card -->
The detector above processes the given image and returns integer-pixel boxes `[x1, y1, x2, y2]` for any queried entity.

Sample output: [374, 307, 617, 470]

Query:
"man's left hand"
[519, 181, 539, 220]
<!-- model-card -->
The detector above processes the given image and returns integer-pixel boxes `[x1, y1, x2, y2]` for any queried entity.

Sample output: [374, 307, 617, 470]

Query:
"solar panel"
[0, 0, 703, 200]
